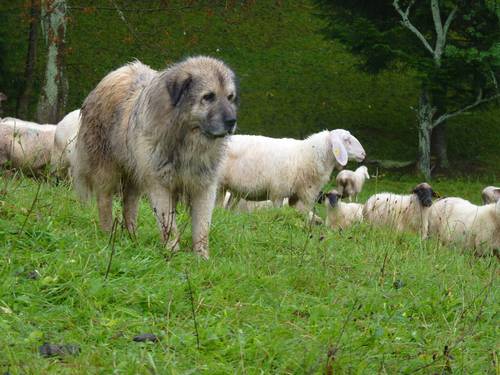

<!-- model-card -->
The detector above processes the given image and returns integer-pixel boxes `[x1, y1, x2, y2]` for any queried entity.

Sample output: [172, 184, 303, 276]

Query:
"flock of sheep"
[326, 172, 500, 255]
[0, 55, 499, 259]
[0, 109, 79, 176]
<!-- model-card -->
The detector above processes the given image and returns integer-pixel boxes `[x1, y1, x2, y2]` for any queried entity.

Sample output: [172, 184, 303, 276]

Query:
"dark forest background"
[0, 0, 498, 176]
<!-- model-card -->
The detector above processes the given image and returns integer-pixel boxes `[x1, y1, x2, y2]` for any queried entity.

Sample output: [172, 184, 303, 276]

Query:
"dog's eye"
[202, 92, 215, 102]
[227, 93, 234, 101]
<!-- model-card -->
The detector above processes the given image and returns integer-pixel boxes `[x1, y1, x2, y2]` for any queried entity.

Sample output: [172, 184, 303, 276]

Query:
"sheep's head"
[483, 187, 500, 204]
[325, 189, 341, 208]
[330, 129, 366, 164]
[358, 165, 370, 179]
[412, 182, 438, 207]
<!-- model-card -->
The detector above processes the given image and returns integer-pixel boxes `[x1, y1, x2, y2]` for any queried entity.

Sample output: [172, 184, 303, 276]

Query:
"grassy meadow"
[0, 173, 498, 374]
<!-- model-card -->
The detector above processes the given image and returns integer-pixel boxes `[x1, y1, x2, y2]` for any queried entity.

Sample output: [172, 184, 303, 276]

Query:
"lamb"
[363, 182, 438, 236]
[0, 117, 56, 173]
[426, 197, 500, 254]
[481, 186, 500, 204]
[50, 109, 80, 176]
[336, 165, 370, 201]
[219, 129, 366, 218]
[324, 189, 363, 230]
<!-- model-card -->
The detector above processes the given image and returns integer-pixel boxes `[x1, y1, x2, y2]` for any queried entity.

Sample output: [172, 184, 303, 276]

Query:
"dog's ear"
[166, 72, 193, 107]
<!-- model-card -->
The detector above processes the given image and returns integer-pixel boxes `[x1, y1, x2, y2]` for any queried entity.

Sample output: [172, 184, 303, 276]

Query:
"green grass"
[0, 174, 498, 374]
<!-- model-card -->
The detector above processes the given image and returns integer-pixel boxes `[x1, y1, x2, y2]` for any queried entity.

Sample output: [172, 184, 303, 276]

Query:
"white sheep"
[363, 182, 438, 236]
[336, 165, 370, 201]
[50, 109, 80, 176]
[481, 186, 500, 204]
[426, 197, 500, 254]
[219, 129, 366, 219]
[324, 189, 363, 230]
[0, 117, 56, 173]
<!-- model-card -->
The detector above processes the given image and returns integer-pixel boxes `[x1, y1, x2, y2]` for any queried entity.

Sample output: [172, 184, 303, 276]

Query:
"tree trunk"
[17, 0, 40, 119]
[431, 123, 449, 170]
[37, 0, 67, 124]
[431, 85, 449, 171]
[417, 89, 434, 180]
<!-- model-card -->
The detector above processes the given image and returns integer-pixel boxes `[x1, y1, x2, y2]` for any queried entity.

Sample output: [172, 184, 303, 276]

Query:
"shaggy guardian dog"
[73, 56, 238, 259]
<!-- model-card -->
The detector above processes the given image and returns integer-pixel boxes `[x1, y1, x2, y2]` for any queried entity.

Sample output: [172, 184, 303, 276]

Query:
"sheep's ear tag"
[334, 147, 341, 158]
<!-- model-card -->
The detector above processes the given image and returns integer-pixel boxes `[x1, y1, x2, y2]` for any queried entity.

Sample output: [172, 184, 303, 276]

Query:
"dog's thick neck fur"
[130, 69, 228, 190]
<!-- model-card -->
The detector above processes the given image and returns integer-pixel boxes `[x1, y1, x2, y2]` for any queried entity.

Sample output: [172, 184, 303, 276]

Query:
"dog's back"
[79, 62, 156, 161]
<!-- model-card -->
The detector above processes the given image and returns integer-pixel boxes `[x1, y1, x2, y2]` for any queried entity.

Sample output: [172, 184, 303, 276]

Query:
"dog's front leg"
[148, 185, 179, 252]
[190, 183, 217, 259]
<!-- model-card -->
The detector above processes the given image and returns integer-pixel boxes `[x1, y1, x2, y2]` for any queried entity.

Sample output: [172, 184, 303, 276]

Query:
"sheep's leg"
[215, 188, 227, 207]
[420, 213, 430, 239]
[148, 185, 179, 252]
[97, 191, 114, 232]
[223, 190, 241, 210]
[122, 181, 141, 236]
[272, 198, 284, 208]
[190, 183, 217, 259]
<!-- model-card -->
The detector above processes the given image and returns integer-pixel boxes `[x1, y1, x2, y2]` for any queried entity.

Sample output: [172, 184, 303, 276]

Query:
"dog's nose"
[224, 119, 237, 132]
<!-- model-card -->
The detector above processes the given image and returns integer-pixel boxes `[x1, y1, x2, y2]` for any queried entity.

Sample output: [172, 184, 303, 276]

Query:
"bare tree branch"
[431, 0, 443, 38]
[393, 0, 435, 56]
[68, 5, 192, 12]
[111, 0, 139, 39]
[433, 2, 457, 65]
[433, 90, 500, 127]
[442, 6, 457, 38]
[490, 70, 498, 91]
[430, 0, 457, 65]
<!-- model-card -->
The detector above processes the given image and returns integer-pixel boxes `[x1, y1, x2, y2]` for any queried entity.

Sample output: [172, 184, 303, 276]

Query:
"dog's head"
[412, 182, 438, 207]
[164, 56, 238, 138]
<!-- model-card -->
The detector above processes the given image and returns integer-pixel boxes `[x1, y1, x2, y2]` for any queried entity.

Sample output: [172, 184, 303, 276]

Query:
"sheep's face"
[412, 182, 438, 207]
[491, 188, 500, 203]
[325, 190, 341, 208]
[360, 166, 370, 179]
[331, 130, 366, 162]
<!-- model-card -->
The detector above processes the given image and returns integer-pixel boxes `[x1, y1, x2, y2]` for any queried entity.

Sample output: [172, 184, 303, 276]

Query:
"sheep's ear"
[330, 133, 348, 166]
[166, 72, 193, 107]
